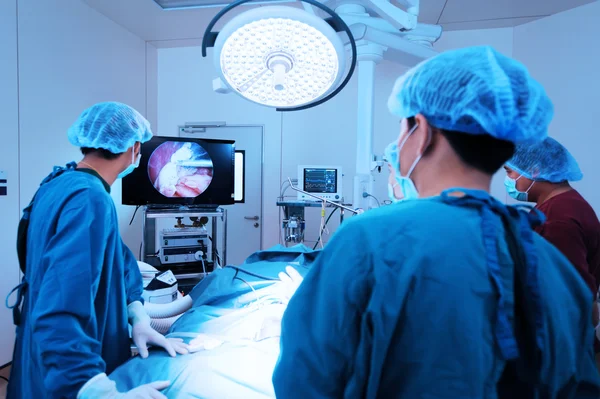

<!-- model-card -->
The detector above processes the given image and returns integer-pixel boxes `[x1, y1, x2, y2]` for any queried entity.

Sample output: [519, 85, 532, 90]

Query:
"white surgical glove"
[77, 373, 170, 399]
[277, 266, 304, 303]
[128, 301, 189, 358]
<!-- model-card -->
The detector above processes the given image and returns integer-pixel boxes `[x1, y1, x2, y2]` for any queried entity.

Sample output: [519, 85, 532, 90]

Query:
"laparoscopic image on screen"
[148, 141, 214, 198]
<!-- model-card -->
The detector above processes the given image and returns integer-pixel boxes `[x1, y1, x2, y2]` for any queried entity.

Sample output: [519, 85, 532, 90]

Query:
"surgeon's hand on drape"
[277, 265, 304, 304]
[128, 301, 189, 358]
[77, 372, 171, 399]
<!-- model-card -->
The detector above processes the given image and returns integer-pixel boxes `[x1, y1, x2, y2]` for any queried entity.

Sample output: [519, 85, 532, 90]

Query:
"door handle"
[244, 216, 260, 221]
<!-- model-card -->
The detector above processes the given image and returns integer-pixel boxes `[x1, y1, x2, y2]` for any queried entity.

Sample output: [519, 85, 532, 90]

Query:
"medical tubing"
[224, 265, 280, 281]
[144, 296, 193, 319]
[201, 257, 207, 276]
[235, 276, 262, 310]
[313, 207, 338, 249]
[365, 193, 381, 207]
[150, 315, 182, 335]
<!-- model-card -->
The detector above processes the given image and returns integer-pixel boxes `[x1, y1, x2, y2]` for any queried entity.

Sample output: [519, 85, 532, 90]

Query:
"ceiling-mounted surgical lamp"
[201, 0, 357, 111]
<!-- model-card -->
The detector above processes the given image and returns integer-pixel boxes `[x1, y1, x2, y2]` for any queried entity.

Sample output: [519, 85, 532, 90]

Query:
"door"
[180, 125, 263, 266]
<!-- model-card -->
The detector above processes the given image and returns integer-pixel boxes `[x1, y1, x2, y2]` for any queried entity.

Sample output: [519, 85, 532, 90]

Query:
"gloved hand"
[128, 301, 189, 358]
[277, 266, 304, 303]
[77, 373, 170, 399]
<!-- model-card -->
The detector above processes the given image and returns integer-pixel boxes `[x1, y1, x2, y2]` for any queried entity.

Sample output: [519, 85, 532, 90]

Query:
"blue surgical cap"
[387, 46, 554, 144]
[67, 102, 152, 154]
[506, 137, 583, 183]
[384, 142, 398, 168]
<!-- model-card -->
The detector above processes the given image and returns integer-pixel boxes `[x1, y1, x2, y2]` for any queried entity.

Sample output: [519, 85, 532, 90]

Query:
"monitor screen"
[303, 168, 338, 194]
[122, 136, 235, 206]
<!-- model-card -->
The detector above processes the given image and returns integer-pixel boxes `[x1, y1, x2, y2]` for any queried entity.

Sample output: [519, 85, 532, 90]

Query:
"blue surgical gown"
[7, 168, 143, 398]
[273, 189, 600, 398]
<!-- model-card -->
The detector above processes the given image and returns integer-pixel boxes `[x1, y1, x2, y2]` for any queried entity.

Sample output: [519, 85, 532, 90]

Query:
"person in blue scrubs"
[273, 46, 600, 398]
[7, 102, 187, 399]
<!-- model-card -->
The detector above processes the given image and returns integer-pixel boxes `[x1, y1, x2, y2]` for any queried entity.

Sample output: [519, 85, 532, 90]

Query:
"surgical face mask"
[504, 175, 534, 202]
[118, 150, 141, 179]
[388, 182, 401, 202]
[395, 122, 424, 200]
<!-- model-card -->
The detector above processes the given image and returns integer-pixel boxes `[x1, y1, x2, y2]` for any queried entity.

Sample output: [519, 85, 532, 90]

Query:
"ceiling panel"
[439, 0, 596, 24]
[83, 0, 263, 41]
[441, 16, 542, 31]
[83, 0, 597, 41]
[414, 0, 448, 24]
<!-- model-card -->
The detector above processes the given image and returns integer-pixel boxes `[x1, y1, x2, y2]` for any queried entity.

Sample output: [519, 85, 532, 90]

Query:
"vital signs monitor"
[296, 165, 343, 201]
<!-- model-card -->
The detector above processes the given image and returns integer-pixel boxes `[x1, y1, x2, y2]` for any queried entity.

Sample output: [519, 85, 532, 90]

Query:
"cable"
[0, 375, 8, 383]
[313, 207, 339, 250]
[362, 192, 381, 207]
[207, 236, 223, 267]
[224, 265, 279, 281]
[200, 257, 207, 277]
[318, 201, 327, 249]
[279, 178, 297, 200]
[129, 205, 141, 225]
[367, 194, 381, 207]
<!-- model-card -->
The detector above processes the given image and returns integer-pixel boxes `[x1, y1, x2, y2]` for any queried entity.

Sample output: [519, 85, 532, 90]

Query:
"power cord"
[362, 192, 381, 207]
[129, 205, 141, 225]
[208, 236, 223, 267]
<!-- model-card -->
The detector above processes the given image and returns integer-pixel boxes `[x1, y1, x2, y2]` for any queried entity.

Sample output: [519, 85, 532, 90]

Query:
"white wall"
[17, 0, 153, 253]
[0, 0, 152, 365]
[513, 1, 600, 214]
[0, 0, 21, 366]
[157, 27, 516, 249]
[435, 27, 514, 54]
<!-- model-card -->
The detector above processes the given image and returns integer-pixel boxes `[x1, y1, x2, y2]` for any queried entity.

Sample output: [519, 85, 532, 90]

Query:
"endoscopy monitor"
[297, 165, 343, 202]
[122, 136, 235, 207]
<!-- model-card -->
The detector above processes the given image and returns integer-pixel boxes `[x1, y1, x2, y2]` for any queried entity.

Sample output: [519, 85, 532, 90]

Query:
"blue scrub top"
[273, 189, 600, 398]
[7, 167, 143, 399]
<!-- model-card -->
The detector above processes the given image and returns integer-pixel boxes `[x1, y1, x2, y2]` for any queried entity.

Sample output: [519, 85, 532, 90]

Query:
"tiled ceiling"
[424, 0, 596, 30]
[82, 0, 597, 44]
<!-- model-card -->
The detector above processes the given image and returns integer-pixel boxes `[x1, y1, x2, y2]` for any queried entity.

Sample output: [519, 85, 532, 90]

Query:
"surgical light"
[202, 0, 357, 111]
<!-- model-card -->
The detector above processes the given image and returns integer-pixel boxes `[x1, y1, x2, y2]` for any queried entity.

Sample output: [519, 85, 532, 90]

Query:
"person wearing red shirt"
[504, 136, 600, 331]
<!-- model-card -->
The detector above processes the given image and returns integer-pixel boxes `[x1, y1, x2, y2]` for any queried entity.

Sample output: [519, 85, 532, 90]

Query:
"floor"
[0, 364, 9, 398]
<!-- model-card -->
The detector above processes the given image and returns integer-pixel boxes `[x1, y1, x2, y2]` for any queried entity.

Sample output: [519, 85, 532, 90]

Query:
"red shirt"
[535, 190, 600, 295]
